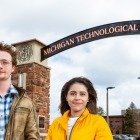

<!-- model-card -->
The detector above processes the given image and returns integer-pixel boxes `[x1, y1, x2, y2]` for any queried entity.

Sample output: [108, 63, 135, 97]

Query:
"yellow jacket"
[46, 108, 113, 140]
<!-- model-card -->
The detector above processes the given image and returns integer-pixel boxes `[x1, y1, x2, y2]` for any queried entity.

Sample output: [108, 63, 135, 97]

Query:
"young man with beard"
[0, 42, 40, 140]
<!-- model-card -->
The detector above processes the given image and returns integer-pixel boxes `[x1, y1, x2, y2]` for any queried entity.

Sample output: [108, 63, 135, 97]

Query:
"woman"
[46, 77, 113, 140]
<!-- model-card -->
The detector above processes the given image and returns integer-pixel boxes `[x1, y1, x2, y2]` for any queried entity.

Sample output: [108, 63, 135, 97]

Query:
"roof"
[12, 38, 47, 47]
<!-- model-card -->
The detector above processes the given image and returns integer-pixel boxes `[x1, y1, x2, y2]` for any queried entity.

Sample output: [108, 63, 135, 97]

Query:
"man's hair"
[59, 76, 97, 115]
[0, 42, 17, 66]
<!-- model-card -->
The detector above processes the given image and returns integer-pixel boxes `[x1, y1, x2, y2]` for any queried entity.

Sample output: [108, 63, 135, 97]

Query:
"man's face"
[0, 51, 15, 81]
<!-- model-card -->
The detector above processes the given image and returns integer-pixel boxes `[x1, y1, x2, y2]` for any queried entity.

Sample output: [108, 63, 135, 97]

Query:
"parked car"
[113, 134, 136, 140]
[113, 134, 125, 140]
[125, 134, 136, 140]
[120, 134, 131, 140]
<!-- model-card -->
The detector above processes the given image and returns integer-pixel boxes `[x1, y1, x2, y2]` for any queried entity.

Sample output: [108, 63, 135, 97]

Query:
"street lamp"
[106, 86, 115, 125]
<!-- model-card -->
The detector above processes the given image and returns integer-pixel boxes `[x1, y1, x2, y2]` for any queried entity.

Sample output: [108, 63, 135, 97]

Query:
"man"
[0, 42, 40, 140]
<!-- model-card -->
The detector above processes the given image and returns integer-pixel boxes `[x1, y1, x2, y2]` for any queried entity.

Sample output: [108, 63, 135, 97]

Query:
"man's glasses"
[0, 59, 12, 67]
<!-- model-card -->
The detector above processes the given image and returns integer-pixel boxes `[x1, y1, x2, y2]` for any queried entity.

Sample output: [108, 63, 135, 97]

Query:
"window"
[38, 116, 45, 129]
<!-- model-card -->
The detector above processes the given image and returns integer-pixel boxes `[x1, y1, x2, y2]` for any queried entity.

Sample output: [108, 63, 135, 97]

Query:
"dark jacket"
[4, 86, 40, 140]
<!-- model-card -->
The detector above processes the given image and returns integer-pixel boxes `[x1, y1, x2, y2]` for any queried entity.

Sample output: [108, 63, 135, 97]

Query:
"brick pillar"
[12, 62, 50, 134]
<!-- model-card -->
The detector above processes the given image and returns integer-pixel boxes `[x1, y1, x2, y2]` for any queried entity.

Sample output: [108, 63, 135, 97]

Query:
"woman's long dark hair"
[59, 77, 97, 115]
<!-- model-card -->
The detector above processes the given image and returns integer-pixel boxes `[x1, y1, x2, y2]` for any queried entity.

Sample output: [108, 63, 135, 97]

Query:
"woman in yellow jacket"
[46, 77, 113, 140]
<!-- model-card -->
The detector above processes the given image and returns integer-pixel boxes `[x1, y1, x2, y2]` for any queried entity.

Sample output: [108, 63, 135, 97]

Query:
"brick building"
[133, 109, 140, 136]
[104, 115, 124, 135]
[11, 39, 50, 139]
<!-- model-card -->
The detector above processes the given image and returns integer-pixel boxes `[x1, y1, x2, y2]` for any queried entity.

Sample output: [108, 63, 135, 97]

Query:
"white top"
[67, 117, 79, 140]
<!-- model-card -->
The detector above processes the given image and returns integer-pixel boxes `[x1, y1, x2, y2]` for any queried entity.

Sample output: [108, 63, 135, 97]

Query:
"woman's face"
[66, 82, 89, 117]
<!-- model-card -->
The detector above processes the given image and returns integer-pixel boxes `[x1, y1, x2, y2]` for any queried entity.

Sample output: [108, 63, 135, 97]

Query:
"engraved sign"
[17, 43, 33, 63]
[41, 20, 140, 60]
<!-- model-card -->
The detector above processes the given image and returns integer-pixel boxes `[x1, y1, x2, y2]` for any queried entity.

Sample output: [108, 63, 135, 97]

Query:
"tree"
[129, 102, 137, 110]
[123, 102, 137, 135]
[97, 106, 105, 116]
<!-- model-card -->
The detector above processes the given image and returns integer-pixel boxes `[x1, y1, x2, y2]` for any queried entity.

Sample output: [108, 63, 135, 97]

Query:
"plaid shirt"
[0, 85, 18, 140]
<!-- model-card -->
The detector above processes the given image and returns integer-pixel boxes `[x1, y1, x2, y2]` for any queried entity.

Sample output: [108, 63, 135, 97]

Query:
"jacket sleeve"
[95, 116, 113, 140]
[25, 104, 40, 140]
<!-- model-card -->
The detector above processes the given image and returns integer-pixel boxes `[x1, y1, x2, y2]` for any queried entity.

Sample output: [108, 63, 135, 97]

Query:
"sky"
[0, 0, 140, 123]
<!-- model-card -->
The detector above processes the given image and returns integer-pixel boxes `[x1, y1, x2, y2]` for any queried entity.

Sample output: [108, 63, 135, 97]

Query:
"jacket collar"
[59, 108, 90, 131]
[8, 84, 18, 96]
[8, 85, 25, 122]
[12, 85, 25, 97]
